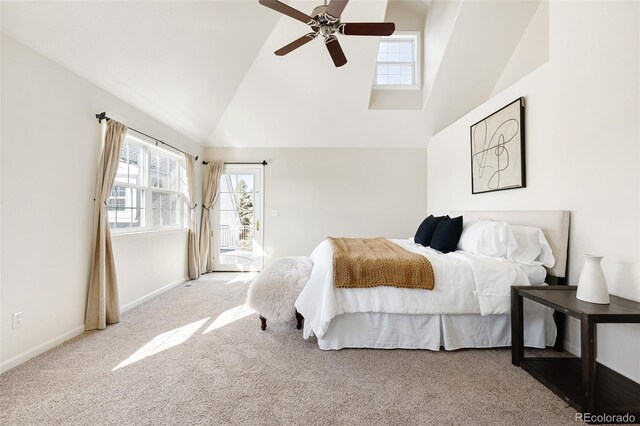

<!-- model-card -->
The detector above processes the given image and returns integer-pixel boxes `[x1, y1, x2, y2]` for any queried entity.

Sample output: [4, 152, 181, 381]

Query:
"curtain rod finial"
[95, 112, 110, 123]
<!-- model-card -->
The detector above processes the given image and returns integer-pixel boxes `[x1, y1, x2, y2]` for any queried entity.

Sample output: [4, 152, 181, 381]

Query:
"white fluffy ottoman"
[246, 256, 313, 331]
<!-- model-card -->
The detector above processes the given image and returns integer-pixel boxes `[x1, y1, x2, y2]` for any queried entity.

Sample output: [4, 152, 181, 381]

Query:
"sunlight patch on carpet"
[227, 272, 258, 284]
[113, 318, 209, 370]
[202, 304, 255, 334]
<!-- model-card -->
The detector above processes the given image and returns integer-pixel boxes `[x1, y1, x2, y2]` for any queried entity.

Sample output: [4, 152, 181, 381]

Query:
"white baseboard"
[120, 276, 187, 313]
[1, 276, 188, 375]
[0, 325, 85, 374]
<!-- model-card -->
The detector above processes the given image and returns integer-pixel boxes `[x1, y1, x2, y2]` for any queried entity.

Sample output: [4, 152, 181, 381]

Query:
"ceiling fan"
[259, 0, 395, 67]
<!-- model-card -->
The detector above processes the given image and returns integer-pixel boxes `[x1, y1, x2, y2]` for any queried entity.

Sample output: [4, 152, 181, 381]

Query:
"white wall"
[427, 1, 640, 382]
[0, 35, 203, 372]
[490, 0, 549, 97]
[422, 0, 461, 100]
[205, 147, 428, 263]
[423, 0, 540, 135]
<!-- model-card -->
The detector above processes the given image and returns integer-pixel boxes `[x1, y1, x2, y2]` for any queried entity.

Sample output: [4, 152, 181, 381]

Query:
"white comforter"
[295, 239, 532, 339]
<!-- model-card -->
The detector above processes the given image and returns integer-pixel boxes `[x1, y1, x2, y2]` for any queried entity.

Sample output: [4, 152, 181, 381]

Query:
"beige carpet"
[1, 273, 579, 425]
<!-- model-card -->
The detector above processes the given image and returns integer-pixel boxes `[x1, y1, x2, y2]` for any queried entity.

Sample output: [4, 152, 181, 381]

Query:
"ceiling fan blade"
[339, 22, 396, 36]
[259, 0, 316, 25]
[326, 0, 349, 20]
[325, 36, 347, 67]
[275, 33, 317, 56]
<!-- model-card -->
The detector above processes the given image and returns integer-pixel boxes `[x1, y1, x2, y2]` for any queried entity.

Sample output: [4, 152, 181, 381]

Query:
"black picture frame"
[470, 97, 526, 194]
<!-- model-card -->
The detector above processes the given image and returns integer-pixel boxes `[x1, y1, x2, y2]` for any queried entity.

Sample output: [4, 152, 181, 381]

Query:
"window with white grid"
[375, 33, 420, 88]
[107, 131, 188, 232]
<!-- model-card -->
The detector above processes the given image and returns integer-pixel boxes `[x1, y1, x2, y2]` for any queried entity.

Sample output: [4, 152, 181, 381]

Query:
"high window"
[108, 132, 187, 232]
[374, 32, 420, 89]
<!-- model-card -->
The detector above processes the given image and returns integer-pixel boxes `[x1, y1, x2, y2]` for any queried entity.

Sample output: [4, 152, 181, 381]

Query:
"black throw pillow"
[414, 215, 449, 247]
[430, 216, 464, 253]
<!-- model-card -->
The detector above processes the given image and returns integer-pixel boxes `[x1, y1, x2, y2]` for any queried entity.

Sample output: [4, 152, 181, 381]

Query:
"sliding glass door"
[212, 164, 264, 271]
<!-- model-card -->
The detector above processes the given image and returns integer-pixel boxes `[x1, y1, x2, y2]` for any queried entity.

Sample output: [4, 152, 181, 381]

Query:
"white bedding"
[295, 238, 544, 339]
[316, 305, 556, 350]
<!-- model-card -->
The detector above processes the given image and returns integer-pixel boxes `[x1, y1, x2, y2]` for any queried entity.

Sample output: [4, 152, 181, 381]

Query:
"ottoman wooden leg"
[295, 311, 304, 330]
[259, 315, 267, 331]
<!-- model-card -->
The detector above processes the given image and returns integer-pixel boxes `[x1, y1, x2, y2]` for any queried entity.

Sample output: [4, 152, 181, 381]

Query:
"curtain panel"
[199, 162, 224, 273]
[85, 120, 127, 331]
[185, 154, 200, 279]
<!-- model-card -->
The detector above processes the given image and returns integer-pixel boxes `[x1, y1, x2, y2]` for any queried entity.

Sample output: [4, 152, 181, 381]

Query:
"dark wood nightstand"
[511, 286, 640, 419]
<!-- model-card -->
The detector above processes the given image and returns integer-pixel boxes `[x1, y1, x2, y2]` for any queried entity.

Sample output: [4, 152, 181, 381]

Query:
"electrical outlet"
[271, 210, 279, 217]
[12, 312, 23, 328]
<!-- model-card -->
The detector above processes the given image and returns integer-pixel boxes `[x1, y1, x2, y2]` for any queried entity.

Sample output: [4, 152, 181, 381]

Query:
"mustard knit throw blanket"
[329, 237, 435, 290]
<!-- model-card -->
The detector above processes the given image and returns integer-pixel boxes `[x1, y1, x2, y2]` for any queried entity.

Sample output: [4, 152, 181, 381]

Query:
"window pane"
[168, 160, 178, 191]
[235, 175, 253, 192]
[228, 175, 237, 191]
[149, 154, 159, 187]
[116, 141, 143, 185]
[161, 201, 170, 226]
[110, 134, 188, 232]
[236, 193, 254, 226]
[179, 164, 188, 197]
[219, 192, 235, 211]
[376, 36, 418, 86]
[108, 186, 143, 229]
[236, 175, 253, 193]
[158, 156, 168, 189]
[116, 161, 128, 184]
[389, 75, 401, 84]
[132, 208, 143, 228]
[152, 191, 181, 227]
[127, 144, 143, 185]
[152, 192, 162, 226]
[219, 175, 233, 193]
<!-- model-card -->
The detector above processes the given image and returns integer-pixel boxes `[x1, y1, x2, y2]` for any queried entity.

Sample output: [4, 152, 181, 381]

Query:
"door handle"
[256, 220, 260, 231]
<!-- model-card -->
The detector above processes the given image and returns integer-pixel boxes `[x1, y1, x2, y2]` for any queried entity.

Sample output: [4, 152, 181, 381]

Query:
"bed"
[295, 210, 571, 351]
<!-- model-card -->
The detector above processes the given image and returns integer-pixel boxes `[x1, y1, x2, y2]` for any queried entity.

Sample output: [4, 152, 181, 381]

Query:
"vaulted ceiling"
[1, 0, 544, 148]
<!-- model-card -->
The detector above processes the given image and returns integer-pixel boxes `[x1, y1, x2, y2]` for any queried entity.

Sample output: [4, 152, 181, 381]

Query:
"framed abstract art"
[470, 97, 526, 194]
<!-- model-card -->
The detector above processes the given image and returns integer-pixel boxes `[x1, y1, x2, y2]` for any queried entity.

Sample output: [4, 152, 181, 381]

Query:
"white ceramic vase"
[576, 255, 610, 304]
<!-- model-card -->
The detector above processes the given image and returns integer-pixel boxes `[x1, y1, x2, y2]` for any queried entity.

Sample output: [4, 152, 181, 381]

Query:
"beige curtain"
[199, 162, 224, 273]
[85, 120, 127, 331]
[185, 154, 200, 279]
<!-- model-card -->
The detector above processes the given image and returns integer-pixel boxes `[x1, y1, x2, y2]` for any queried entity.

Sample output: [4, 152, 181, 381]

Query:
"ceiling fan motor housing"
[311, 5, 328, 17]
[311, 5, 339, 37]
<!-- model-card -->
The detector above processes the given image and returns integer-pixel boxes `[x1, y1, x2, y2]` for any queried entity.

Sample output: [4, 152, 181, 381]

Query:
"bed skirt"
[316, 299, 555, 350]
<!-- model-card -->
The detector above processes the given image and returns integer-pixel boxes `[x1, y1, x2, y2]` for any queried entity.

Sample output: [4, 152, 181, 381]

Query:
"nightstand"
[511, 286, 640, 419]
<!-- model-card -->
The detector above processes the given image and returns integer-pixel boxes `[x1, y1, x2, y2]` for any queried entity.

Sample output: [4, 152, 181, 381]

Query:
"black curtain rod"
[201, 160, 268, 166]
[95, 112, 198, 161]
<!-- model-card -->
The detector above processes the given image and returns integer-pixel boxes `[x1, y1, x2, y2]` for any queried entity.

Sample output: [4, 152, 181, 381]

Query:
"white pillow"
[510, 225, 556, 267]
[457, 220, 518, 258]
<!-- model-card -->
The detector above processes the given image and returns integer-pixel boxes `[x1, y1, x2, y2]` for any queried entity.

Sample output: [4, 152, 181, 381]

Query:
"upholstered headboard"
[450, 210, 571, 279]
